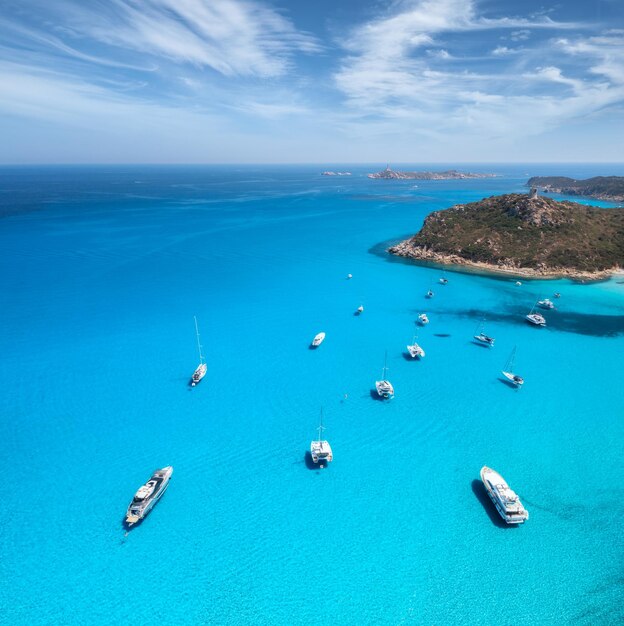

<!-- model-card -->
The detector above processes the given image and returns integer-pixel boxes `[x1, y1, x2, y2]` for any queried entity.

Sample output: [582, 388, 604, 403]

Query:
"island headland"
[527, 176, 624, 202]
[368, 166, 496, 180]
[388, 191, 624, 279]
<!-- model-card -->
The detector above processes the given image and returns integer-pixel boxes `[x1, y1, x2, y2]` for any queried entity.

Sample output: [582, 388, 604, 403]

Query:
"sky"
[1, 0, 623, 164]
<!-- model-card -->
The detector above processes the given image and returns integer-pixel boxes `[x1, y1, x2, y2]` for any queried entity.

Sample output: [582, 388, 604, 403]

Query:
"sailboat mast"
[318, 407, 324, 442]
[194, 316, 204, 363]
[382, 350, 388, 378]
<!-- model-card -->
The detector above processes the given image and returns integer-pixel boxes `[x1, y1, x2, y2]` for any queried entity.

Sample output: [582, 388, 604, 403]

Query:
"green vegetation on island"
[527, 176, 624, 202]
[389, 192, 624, 278]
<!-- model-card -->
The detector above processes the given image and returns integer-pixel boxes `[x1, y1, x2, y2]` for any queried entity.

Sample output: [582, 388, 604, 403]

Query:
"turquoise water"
[1, 164, 623, 625]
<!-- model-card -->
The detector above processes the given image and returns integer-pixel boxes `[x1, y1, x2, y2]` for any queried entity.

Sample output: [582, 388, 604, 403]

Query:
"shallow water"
[1, 164, 623, 625]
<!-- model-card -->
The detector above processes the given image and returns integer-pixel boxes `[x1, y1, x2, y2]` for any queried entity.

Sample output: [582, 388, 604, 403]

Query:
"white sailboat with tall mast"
[310, 407, 332, 467]
[501, 346, 523, 387]
[190, 316, 207, 387]
[526, 300, 546, 326]
[406, 334, 425, 358]
[375, 351, 394, 399]
[473, 319, 495, 346]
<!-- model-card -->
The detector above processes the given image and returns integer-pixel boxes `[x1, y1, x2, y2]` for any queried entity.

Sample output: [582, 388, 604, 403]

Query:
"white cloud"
[333, 0, 624, 140]
[5, 0, 321, 78]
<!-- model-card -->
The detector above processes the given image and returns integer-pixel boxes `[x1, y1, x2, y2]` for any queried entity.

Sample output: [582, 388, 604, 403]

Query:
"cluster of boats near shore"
[126, 273, 556, 528]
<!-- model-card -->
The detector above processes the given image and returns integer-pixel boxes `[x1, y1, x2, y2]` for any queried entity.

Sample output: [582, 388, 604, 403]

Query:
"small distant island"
[368, 166, 496, 180]
[527, 176, 624, 202]
[389, 190, 624, 279]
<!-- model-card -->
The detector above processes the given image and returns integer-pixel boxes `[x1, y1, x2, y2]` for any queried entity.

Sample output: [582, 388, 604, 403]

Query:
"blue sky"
[1, 0, 623, 163]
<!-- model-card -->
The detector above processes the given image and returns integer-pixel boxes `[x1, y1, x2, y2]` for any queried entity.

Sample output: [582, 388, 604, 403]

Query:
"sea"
[1, 164, 623, 625]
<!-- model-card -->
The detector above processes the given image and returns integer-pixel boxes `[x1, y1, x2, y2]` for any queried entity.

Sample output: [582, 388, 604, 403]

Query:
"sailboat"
[310, 407, 333, 467]
[473, 319, 495, 346]
[501, 346, 524, 387]
[406, 335, 425, 358]
[190, 316, 207, 387]
[375, 351, 394, 399]
[526, 301, 546, 326]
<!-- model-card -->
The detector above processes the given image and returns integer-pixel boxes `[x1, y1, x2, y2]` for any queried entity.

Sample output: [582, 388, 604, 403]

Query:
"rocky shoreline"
[388, 240, 620, 281]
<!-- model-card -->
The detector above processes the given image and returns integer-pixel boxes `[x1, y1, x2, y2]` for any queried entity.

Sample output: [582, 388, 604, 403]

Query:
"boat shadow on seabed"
[471, 480, 515, 529]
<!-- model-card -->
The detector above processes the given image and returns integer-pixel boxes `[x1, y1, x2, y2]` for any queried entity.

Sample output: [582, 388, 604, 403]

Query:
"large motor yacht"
[125, 466, 173, 527]
[480, 466, 529, 524]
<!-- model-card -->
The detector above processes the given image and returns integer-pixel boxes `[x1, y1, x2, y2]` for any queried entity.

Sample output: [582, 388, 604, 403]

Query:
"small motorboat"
[356, 305, 364, 315]
[346, 273, 353, 279]
[426, 289, 434, 298]
[515, 281, 522, 286]
[439, 276, 448, 285]
[311, 332, 326, 347]
[418, 313, 429, 325]
[553, 292, 561, 299]
[538, 298, 555, 309]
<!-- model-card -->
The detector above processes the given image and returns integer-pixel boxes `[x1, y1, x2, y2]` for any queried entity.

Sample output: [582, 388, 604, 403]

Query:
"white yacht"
[501, 346, 523, 386]
[418, 313, 429, 325]
[346, 273, 353, 279]
[439, 275, 448, 285]
[526, 312, 546, 326]
[406, 336, 425, 359]
[310, 408, 332, 467]
[480, 466, 529, 524]
[311, 332, 326, 347]
[356, 305, 364, 314]
[375, 352, 394, 399]
[538, 298, 555, 310]
[125, 466, 173, 527]
[473, 320, 495, 346]
[191, 316, 207, 386]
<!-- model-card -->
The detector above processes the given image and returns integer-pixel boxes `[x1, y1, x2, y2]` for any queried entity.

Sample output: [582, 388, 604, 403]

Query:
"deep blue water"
[1, 164, 623, 625]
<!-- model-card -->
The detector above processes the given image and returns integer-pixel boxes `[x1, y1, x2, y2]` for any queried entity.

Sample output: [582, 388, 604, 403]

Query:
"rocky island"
[368, 166, 496, 180]
[527, 176, 624, 202]
[389, 191, 624, 279]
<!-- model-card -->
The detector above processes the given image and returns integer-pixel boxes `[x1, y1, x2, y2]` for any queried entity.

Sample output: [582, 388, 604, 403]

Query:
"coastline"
[387, 240, 622, 282]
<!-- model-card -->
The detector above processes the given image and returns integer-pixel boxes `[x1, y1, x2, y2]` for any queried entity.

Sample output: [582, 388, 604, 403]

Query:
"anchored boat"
[125, 466, 173, 527]
[406, 335, 425, 358]
[501, 346, 523, 386]
[480, 466, 529, 524]
[310, 408, 332, 467]
[375, 351, 394, 399]
[311, 332, 326, 347]
[191, 316, 207, 386]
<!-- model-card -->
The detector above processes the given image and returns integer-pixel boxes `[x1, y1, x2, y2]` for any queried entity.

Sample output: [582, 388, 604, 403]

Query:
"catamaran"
[406, 336, 425, 358]
[125, 466, 173, 527]
[526, 301, 546, 326]
[191, 316, 207, 386]
[310, 408, 332, 467]
[501, 346, 524, 386]
[375, 351, 394, 399]
[311, 332, 326, 347]
[480, 466, 529, 524]
[418, 313, 429, 325]
[473, 320, 495, 346]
